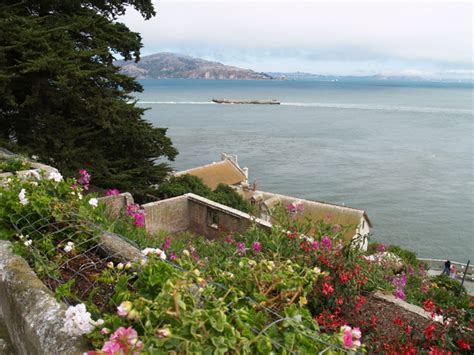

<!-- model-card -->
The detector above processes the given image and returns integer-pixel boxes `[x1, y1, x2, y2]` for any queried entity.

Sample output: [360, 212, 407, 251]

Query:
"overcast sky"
[120, 0, 473, 78]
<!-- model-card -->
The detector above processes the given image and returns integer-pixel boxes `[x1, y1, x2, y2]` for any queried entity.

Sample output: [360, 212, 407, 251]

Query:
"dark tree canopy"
[0, 0, 178, 196]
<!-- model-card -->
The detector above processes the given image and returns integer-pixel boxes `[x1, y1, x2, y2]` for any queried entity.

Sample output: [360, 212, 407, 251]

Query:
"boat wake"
[137, 101, 472, 114]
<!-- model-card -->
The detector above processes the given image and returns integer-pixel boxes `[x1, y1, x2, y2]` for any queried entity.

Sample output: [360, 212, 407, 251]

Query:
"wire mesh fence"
[9, 210, 354, 354]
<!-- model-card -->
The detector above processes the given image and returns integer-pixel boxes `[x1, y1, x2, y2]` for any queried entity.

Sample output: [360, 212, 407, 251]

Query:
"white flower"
[27, 170, 41, 180]
[18, 188, 29, 206]
[88, 198, 98, 208]
[141, 247, 167, 260]
[63, 242, 75, 253]
[17, 234, 24, 240]
[24, 240, 32, 247]
[31, 155, 38, 160]
[62, 303, 94, 337]
[47, 171, 63, 182]
[432, 313, 444, 323]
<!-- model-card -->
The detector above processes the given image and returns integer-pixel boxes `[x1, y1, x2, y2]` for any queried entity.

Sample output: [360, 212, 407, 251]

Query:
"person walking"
[442, 260, 451, 276]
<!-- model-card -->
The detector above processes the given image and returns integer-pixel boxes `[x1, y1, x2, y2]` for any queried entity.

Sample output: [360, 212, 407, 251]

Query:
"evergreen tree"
[0, 1, 178, 196]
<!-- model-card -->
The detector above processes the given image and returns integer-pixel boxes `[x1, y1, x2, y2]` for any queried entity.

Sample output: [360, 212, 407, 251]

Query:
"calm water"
[135, 79, 473, 261]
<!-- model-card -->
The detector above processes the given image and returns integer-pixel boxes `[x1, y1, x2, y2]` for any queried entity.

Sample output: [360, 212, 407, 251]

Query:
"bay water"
[136, 79, 473, 261]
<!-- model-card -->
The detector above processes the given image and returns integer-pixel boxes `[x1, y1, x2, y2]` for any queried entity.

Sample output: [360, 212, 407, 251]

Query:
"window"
[207, 209, 219, 229]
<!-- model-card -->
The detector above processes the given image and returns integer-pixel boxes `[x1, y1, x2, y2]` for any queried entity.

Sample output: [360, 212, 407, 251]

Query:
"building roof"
[245, 189, 372, 242]
[175, 159, 247, 190]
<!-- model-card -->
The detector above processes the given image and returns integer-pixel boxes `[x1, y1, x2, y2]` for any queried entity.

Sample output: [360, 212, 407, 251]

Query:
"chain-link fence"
[10, 210, 354, 354]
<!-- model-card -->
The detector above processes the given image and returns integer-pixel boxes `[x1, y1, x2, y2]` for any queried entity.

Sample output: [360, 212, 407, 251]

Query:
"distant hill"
[116, 53, 273, 80]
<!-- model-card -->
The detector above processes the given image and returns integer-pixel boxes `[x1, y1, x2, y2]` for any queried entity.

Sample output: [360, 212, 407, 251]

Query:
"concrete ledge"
[99, 231, 143, 262]
[0, 241, 89, 355]
[374, 291, 437, 322]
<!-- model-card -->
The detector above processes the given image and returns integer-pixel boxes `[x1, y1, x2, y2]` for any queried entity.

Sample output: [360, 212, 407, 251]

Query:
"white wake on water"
[137, 101, 472, 114]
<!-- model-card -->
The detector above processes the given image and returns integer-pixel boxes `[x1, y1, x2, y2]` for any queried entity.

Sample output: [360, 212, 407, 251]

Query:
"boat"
[212, 99, 280, 105]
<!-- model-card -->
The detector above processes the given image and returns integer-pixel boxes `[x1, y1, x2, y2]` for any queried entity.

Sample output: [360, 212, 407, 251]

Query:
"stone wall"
[0, 241, 89, 355]
[98, 193, 134, 219]
[142, 195, 190, 235]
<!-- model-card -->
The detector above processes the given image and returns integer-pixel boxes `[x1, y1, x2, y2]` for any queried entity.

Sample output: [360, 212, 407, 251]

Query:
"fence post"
[459, 259, 470, 295]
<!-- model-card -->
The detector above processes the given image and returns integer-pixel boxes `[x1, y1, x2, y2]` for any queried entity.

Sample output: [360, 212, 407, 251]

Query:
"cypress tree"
[0, 1, 178, 196]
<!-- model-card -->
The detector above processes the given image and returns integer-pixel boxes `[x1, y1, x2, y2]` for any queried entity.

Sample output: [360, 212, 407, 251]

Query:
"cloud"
[119, 1, 473, 76]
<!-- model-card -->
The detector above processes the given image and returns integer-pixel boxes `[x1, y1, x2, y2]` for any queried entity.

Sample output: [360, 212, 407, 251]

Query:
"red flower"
[424, 325, 436, 341]
[393, 316, 404, 326]
[423, 299, 436, 313]
[456, 339, 471, 350]
[338, 271, 352, 284]
[404, 325, 413, 334]
[322, 282, 334, 296]
[336, 297, 344, 305]
[370, 314, 378, 326]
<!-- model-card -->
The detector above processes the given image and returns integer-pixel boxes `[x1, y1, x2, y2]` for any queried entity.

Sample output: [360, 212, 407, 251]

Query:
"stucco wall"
[142, 195, 190, 235]
[186, 194, 272, 239]
[98, 193, 134, 219]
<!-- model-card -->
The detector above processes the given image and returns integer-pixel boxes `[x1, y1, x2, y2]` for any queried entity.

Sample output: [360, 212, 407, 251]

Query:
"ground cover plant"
[0, 169, 472, 353]
[0, 157, 31, 173]
[155, 174, 253, 213]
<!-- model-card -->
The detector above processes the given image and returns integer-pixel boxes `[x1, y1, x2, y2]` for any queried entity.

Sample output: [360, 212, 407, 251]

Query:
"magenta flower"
[393, 288, 406, 300]
[169, 252, 177, 261]
[287, 202, 304, 217]
[252, 241, 261, 253]
[126, 204, 145, 228]
[236, 242, 246, 255]
[311, 240, 319, 250]
[106, 189, 120, 196]
[376, 243, 386, 252]
[77, 169, 91, 190]
[321, 236, 333, 249]
[340, 325, 362, 350]
[163, 237, 171, 251]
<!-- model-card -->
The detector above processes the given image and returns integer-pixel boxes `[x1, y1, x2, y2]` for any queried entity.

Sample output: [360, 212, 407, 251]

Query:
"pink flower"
[126, 204, 145, 227]
[236, 242, 246, 255]
[252, 241, 261, 253]
[341, 325, 362, 350]
[377, 243, 386, 252]
[163, 237, 171, 251]
[287, 202, 304, 216]
[321, 236, 333, 249]
[393, 288, 406, 300]
[133, 212, 145, 227]
[102, 340, 121, 354]
[106, 189, 120, 196]
[169, 252, 177, 261]
[101, 326, 141, 355]
[101, 328, 110, 335]
[311, 241, 319, 250]
[77, 169, 91, 190]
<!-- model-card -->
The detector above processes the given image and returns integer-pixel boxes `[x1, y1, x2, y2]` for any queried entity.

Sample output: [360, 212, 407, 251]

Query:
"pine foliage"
[0, 1, 178, 195]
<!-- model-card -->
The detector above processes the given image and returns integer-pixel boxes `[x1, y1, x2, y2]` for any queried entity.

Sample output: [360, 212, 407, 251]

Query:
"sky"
[120, 0, 473, 79]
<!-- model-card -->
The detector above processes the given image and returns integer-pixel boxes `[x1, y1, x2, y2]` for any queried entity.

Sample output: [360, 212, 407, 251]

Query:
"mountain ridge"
[116, 52, 273, 80]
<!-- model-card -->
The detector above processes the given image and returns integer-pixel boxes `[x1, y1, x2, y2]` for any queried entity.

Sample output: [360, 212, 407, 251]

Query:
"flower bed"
[0, 168, 472, 353]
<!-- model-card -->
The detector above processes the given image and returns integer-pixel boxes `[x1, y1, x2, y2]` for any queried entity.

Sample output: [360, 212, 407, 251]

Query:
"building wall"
[238, 188, 371, 247]
[187, 198, 267, 239]
[142, 195, 190, 235]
